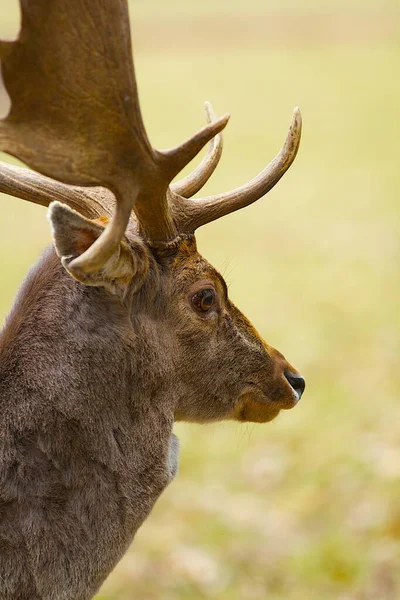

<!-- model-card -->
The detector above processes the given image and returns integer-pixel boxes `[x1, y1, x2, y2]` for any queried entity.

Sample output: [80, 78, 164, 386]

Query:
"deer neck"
[0, 245, 175, 466]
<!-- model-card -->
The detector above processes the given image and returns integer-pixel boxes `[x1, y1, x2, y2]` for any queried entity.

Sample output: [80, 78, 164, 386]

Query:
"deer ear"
[48, 201, 140, 291]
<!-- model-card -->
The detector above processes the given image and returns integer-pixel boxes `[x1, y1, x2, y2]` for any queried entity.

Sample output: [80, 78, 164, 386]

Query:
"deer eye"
[191, 288, 216, 313]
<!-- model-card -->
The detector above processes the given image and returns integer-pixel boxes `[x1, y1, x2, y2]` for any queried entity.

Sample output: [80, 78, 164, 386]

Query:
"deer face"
[47, 203, 304, 425]
[159, 237, 304, 424]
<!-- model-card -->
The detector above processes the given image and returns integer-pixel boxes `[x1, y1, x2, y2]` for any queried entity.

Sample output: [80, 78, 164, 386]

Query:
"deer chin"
[230, 383, 299, 424]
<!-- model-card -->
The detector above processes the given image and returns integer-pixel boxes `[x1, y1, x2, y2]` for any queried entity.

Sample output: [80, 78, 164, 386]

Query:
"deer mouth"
[232, 378, 302, 423]
[232, 390, 281, 423]
[240, 379, 300, 414]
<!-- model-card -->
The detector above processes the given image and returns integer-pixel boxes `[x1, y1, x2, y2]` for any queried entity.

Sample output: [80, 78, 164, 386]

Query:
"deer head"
[0, 1, 304, 598]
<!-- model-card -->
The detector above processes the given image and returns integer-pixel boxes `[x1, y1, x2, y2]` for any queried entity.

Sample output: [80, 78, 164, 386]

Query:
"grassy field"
[1, 1, 400, 599]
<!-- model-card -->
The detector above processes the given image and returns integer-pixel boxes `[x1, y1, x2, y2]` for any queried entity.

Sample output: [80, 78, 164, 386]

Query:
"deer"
[0, 1, 305, 599]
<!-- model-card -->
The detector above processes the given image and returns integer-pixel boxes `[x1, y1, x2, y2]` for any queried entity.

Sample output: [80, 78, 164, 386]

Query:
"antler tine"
[0, 161, 110, 218]
[171, 102, 224, 198]
[177, 108, 302, 233]
[68, 183, 136, 277]
[160, 113, 229, 181]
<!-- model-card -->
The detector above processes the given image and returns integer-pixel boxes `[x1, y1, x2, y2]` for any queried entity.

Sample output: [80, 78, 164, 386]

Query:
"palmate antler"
[0, 0, 301, 275]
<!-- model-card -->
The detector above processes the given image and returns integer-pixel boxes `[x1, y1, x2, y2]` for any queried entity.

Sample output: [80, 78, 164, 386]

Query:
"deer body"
[0, 1, 305, 597]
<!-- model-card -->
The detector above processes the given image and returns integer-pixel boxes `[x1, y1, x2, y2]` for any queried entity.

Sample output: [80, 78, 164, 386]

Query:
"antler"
[0, 0, 301, 264]
[171, 102, 224, 198]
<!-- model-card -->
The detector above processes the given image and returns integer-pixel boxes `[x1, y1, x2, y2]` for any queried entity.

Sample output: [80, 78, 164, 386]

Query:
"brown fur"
[0, 206, 303, 599]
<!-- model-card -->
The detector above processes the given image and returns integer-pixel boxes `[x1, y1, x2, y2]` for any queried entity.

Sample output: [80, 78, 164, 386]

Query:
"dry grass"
[0, 1, 400, 599]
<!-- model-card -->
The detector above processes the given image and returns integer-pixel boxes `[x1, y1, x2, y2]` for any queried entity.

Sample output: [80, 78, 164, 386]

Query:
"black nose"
[284, 371, 305, 400]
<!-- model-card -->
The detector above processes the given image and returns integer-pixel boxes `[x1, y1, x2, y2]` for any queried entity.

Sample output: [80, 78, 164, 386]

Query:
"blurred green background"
[1, 1, 400, 599]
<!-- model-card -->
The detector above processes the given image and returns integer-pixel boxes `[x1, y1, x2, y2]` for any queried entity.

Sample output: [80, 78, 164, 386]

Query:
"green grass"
[1, 1, 400, 599]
